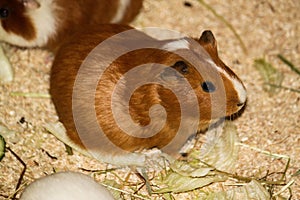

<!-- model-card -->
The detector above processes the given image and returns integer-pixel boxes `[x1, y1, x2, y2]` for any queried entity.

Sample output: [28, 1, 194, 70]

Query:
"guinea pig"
[20, 172, 115, 200]
[0, 0, 143, 51]
[49, 24, 247, 165]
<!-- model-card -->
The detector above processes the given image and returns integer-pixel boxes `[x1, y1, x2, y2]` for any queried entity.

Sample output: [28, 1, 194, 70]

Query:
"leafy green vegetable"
[195, 121, 240, 172]
[171, 160, 214, 177]
[205, 180, 270, 200]
[254, 58, 284, 95]
[101, 179, 122, 200]
[154, 172, 226, 193]
[154, 121, 239, 194]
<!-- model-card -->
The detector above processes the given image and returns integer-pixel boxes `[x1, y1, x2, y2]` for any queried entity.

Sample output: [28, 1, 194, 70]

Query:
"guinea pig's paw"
[139, 148, 175, 171]
[20, 172, 115, 200]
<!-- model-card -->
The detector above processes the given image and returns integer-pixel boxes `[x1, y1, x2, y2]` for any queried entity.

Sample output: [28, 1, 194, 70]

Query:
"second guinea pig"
[49, 24, 247, 165]
[0, 0, 143, 51]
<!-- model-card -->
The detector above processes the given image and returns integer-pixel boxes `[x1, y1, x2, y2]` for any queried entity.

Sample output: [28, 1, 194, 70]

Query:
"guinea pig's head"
[159, 30, 247, 130]
[0, 0, 55, 47]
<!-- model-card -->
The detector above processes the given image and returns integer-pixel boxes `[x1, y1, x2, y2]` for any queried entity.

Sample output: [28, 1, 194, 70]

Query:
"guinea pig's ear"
[21, 0, 40, 9]
[198, 30, 218, 57]
[159, 61, 189, 83]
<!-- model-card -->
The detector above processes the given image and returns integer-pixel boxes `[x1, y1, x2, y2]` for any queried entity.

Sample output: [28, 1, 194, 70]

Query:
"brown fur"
[0, 0, 143, 50]
[50, 25, 246, 156]
[47, 0, 143, 51]
[0, 0, 36, 40]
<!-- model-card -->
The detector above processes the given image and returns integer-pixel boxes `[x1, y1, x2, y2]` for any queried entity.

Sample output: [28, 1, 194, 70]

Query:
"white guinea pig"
[0, 0, 143, 51]
[20, 172, 115, 200]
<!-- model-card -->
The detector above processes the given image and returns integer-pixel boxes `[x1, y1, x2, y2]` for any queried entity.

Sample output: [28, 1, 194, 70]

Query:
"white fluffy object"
[20, 172, 115, 200]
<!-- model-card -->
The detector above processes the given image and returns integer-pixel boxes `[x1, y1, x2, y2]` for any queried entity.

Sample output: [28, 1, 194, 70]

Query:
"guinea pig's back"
[47, 0, 143, 51]
[50, 24, 138, 148]
[86, 0, 143, 24]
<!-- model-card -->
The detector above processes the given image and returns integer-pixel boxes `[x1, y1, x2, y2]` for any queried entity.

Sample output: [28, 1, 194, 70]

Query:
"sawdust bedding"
[0, 0, 299, 199]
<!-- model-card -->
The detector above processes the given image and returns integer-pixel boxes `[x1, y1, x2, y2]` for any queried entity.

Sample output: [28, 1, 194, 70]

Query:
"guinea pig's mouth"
[197, 117, 225, 132]
[196, 98, 247, 132]
[226, 100, 247, 121]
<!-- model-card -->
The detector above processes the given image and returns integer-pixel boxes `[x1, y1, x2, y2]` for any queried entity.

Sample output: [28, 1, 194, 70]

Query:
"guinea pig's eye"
[201, 81, 216, 93]
[172, 61, 189, 74]
[0, 8, 9, 19]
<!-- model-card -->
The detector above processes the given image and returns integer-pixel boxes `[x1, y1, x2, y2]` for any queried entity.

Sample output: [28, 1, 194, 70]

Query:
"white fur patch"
[231, 77, 247, 103]
[111, 0, 131, 23]
[206, 59, 247, 104]
[0, 0, 57, 47]
[45, 122, 147, 167]
[162, 38, 190, 51]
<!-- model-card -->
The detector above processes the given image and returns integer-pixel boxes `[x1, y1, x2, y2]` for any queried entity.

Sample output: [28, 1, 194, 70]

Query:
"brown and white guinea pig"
[50, 24, 247, 165]
[0, 0, 143, 51]
[20, 172, 115, 200]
